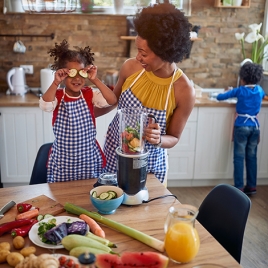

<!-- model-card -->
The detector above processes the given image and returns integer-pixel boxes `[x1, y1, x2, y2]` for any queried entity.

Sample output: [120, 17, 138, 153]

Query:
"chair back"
[197, 184, 251, 263]
[29, 143, 52, 185]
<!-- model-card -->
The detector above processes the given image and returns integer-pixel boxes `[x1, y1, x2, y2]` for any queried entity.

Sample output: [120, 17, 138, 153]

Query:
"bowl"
[89, 185, 124, 215]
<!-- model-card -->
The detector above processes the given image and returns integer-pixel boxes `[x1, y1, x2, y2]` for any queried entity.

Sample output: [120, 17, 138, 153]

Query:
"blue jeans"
[233, 126, 260, 189]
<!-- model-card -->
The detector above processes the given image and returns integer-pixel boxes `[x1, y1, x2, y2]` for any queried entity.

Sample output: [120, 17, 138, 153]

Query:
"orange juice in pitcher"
[164, 204, 200, 263]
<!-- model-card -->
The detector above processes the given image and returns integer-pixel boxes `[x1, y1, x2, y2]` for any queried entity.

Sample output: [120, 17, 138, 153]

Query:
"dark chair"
[29, 143, 53, 185]
[197, 184, 251, 263]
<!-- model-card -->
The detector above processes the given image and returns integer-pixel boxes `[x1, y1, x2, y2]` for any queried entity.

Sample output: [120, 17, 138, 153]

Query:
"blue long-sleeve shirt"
[216, 85, 266, 127]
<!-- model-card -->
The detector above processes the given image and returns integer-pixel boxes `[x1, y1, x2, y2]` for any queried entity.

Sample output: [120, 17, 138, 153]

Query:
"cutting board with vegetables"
[0, 195, 65, 224]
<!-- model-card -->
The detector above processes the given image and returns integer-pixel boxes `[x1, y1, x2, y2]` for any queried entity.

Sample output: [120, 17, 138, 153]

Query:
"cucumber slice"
[44, 214, 54, 219]
[68, 68, 77, 77]
[107, 191, 117, 199]
[92, 191, 98, 198]
[37, 214, 44, 221]
[79, 69, 88, 78]
[99, 192, 110, 200]
[105, 193, 114, 200]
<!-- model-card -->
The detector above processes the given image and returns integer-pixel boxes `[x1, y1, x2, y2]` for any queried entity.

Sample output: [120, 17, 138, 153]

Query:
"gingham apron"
[47, 90, 104, 182]
[103, 69, 177, 183]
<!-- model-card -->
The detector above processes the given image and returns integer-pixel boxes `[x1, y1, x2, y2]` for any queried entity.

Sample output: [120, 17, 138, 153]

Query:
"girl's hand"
[54, 68, 69, 84]
[85, 65, 97, 80]
[144, 117, 161, 145]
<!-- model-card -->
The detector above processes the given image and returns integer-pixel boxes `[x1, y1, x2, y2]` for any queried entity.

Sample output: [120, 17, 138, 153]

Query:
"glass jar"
[93, 173, 118, 187]
[164, 204, 200, 264]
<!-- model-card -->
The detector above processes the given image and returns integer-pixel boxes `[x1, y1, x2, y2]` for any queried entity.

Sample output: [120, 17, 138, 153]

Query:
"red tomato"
[65, 258, 75, 268]
[59, 256, 67, 266]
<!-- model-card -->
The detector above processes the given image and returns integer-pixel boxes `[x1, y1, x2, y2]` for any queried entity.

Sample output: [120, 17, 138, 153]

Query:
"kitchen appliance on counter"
[40, 68, 55, 94]
[116, 108, 149, 205]
[6, 67, 28, 95]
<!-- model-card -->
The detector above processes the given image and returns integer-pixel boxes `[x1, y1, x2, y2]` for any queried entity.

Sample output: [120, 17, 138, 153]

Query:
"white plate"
[29, 216, 86, 249]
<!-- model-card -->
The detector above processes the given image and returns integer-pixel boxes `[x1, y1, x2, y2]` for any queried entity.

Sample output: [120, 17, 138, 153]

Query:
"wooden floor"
[168, 185, 268, 268]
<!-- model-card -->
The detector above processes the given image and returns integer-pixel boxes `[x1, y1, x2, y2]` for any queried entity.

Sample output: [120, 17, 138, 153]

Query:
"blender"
[116, 108, 149, 205]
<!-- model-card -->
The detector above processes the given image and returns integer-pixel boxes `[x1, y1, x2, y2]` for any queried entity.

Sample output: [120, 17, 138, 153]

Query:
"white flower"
[235, 22, 268, 64]
[235, 32, 245, 41]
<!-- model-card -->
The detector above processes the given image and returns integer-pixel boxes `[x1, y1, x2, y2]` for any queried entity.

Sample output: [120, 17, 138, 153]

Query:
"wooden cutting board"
[0, 195, 65, 224]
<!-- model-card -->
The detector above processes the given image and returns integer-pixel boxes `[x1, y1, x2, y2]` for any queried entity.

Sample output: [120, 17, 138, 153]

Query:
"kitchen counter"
[1, 91, 268, 107]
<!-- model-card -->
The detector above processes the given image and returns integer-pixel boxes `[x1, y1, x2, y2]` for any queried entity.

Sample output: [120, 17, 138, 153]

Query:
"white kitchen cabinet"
[194, 107, 236, 180]
[167, 108, 198, 182]
[257, 107, 268, 178]
[0, 107, 44, 186]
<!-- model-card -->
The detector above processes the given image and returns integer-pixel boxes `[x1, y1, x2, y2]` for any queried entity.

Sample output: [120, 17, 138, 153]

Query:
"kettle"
[7, 67, 27, 95]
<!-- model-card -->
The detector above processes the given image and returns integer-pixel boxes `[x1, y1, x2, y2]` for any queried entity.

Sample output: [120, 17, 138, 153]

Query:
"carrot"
[15, 208, 39, 220]
[79, 214, 105, 238]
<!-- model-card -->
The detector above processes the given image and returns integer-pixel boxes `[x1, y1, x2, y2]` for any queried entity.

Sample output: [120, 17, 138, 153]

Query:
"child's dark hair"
[134, 3, 192, 63]
[239, 63, 263, 85]
[48, 39, 94, 71]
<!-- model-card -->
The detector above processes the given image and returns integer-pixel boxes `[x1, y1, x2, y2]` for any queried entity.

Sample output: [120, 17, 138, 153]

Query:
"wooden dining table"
[0, 175, 242, 268]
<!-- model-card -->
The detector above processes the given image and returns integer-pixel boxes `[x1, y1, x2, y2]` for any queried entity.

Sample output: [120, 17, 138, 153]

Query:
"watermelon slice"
[96, 251, 169, 268]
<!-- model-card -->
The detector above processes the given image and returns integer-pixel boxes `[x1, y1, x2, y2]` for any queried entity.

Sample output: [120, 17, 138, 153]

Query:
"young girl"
[39, 39, 117, 183]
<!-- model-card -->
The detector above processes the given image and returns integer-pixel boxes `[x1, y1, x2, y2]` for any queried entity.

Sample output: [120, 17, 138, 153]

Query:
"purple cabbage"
[44, 220, 87, 244]
[67, 221, 88, 235]
[44, 222, 68, 245]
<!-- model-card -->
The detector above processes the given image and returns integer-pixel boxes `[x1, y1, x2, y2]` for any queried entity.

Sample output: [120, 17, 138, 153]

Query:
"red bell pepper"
[11, 219, 38, 237]
[17, 203, 32, 213]
[0, 219, 35, 236]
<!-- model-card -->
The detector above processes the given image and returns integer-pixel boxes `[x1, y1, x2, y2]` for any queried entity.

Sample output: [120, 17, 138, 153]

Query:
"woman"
[99, 3, 196, 184]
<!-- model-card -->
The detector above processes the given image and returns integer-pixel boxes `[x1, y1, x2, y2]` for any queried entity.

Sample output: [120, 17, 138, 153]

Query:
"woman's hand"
[144, 118, 161, 145]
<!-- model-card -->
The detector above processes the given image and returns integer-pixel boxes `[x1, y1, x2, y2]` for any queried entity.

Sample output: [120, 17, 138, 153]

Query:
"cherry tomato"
[65, 258, 75, 268]
[59, 256, 67, 266]
[73, 264, 80, 268]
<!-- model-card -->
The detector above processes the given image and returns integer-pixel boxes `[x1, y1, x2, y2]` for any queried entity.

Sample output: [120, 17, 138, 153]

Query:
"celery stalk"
[64, 202, 165, 252]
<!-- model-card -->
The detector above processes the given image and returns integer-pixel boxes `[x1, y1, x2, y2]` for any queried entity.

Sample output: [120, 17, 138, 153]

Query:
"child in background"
[217, 63, 268, 195]
[39, 39, 117, 183]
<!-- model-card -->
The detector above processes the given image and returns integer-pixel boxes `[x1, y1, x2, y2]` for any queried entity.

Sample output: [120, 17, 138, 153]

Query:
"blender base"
[122, 187, 149, 205]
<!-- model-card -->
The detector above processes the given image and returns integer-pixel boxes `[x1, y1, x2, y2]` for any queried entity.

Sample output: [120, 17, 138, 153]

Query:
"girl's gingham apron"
[103, 69, 177, 183]
[47, 90, 104, 183]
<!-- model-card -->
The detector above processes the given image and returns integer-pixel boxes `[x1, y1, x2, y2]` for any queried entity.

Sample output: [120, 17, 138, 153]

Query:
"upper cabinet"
[3, 0, 192, 16]
[214, 0, 251, 8]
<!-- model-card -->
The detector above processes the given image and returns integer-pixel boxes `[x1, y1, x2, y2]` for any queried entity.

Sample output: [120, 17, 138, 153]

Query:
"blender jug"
[116, 108, 150, 200]
[118, 107, 147, 154]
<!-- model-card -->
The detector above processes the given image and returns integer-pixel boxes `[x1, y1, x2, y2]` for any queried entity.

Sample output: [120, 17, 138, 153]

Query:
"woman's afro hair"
[133, 3, 192, 63]
[48, 39, 94, 70]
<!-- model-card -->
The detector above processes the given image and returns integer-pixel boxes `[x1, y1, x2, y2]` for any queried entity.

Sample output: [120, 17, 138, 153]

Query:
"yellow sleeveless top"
[121, 69, 183, 128]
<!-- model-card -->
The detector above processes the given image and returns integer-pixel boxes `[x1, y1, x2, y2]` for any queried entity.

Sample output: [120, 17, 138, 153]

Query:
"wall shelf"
[214, 0, 250, 8]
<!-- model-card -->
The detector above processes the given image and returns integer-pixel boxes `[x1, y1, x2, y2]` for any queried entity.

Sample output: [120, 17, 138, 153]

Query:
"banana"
[86, 232, 117, 248]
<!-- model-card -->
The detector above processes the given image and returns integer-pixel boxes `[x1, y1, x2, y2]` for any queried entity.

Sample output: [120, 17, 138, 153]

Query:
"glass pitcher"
[164, 204, 200, 264]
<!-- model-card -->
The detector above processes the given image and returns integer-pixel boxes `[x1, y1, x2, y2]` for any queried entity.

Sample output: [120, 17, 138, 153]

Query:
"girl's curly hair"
[134, 3, 192, 63]
[240, 63, 263, 85]
[48, 39, 94, 70]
